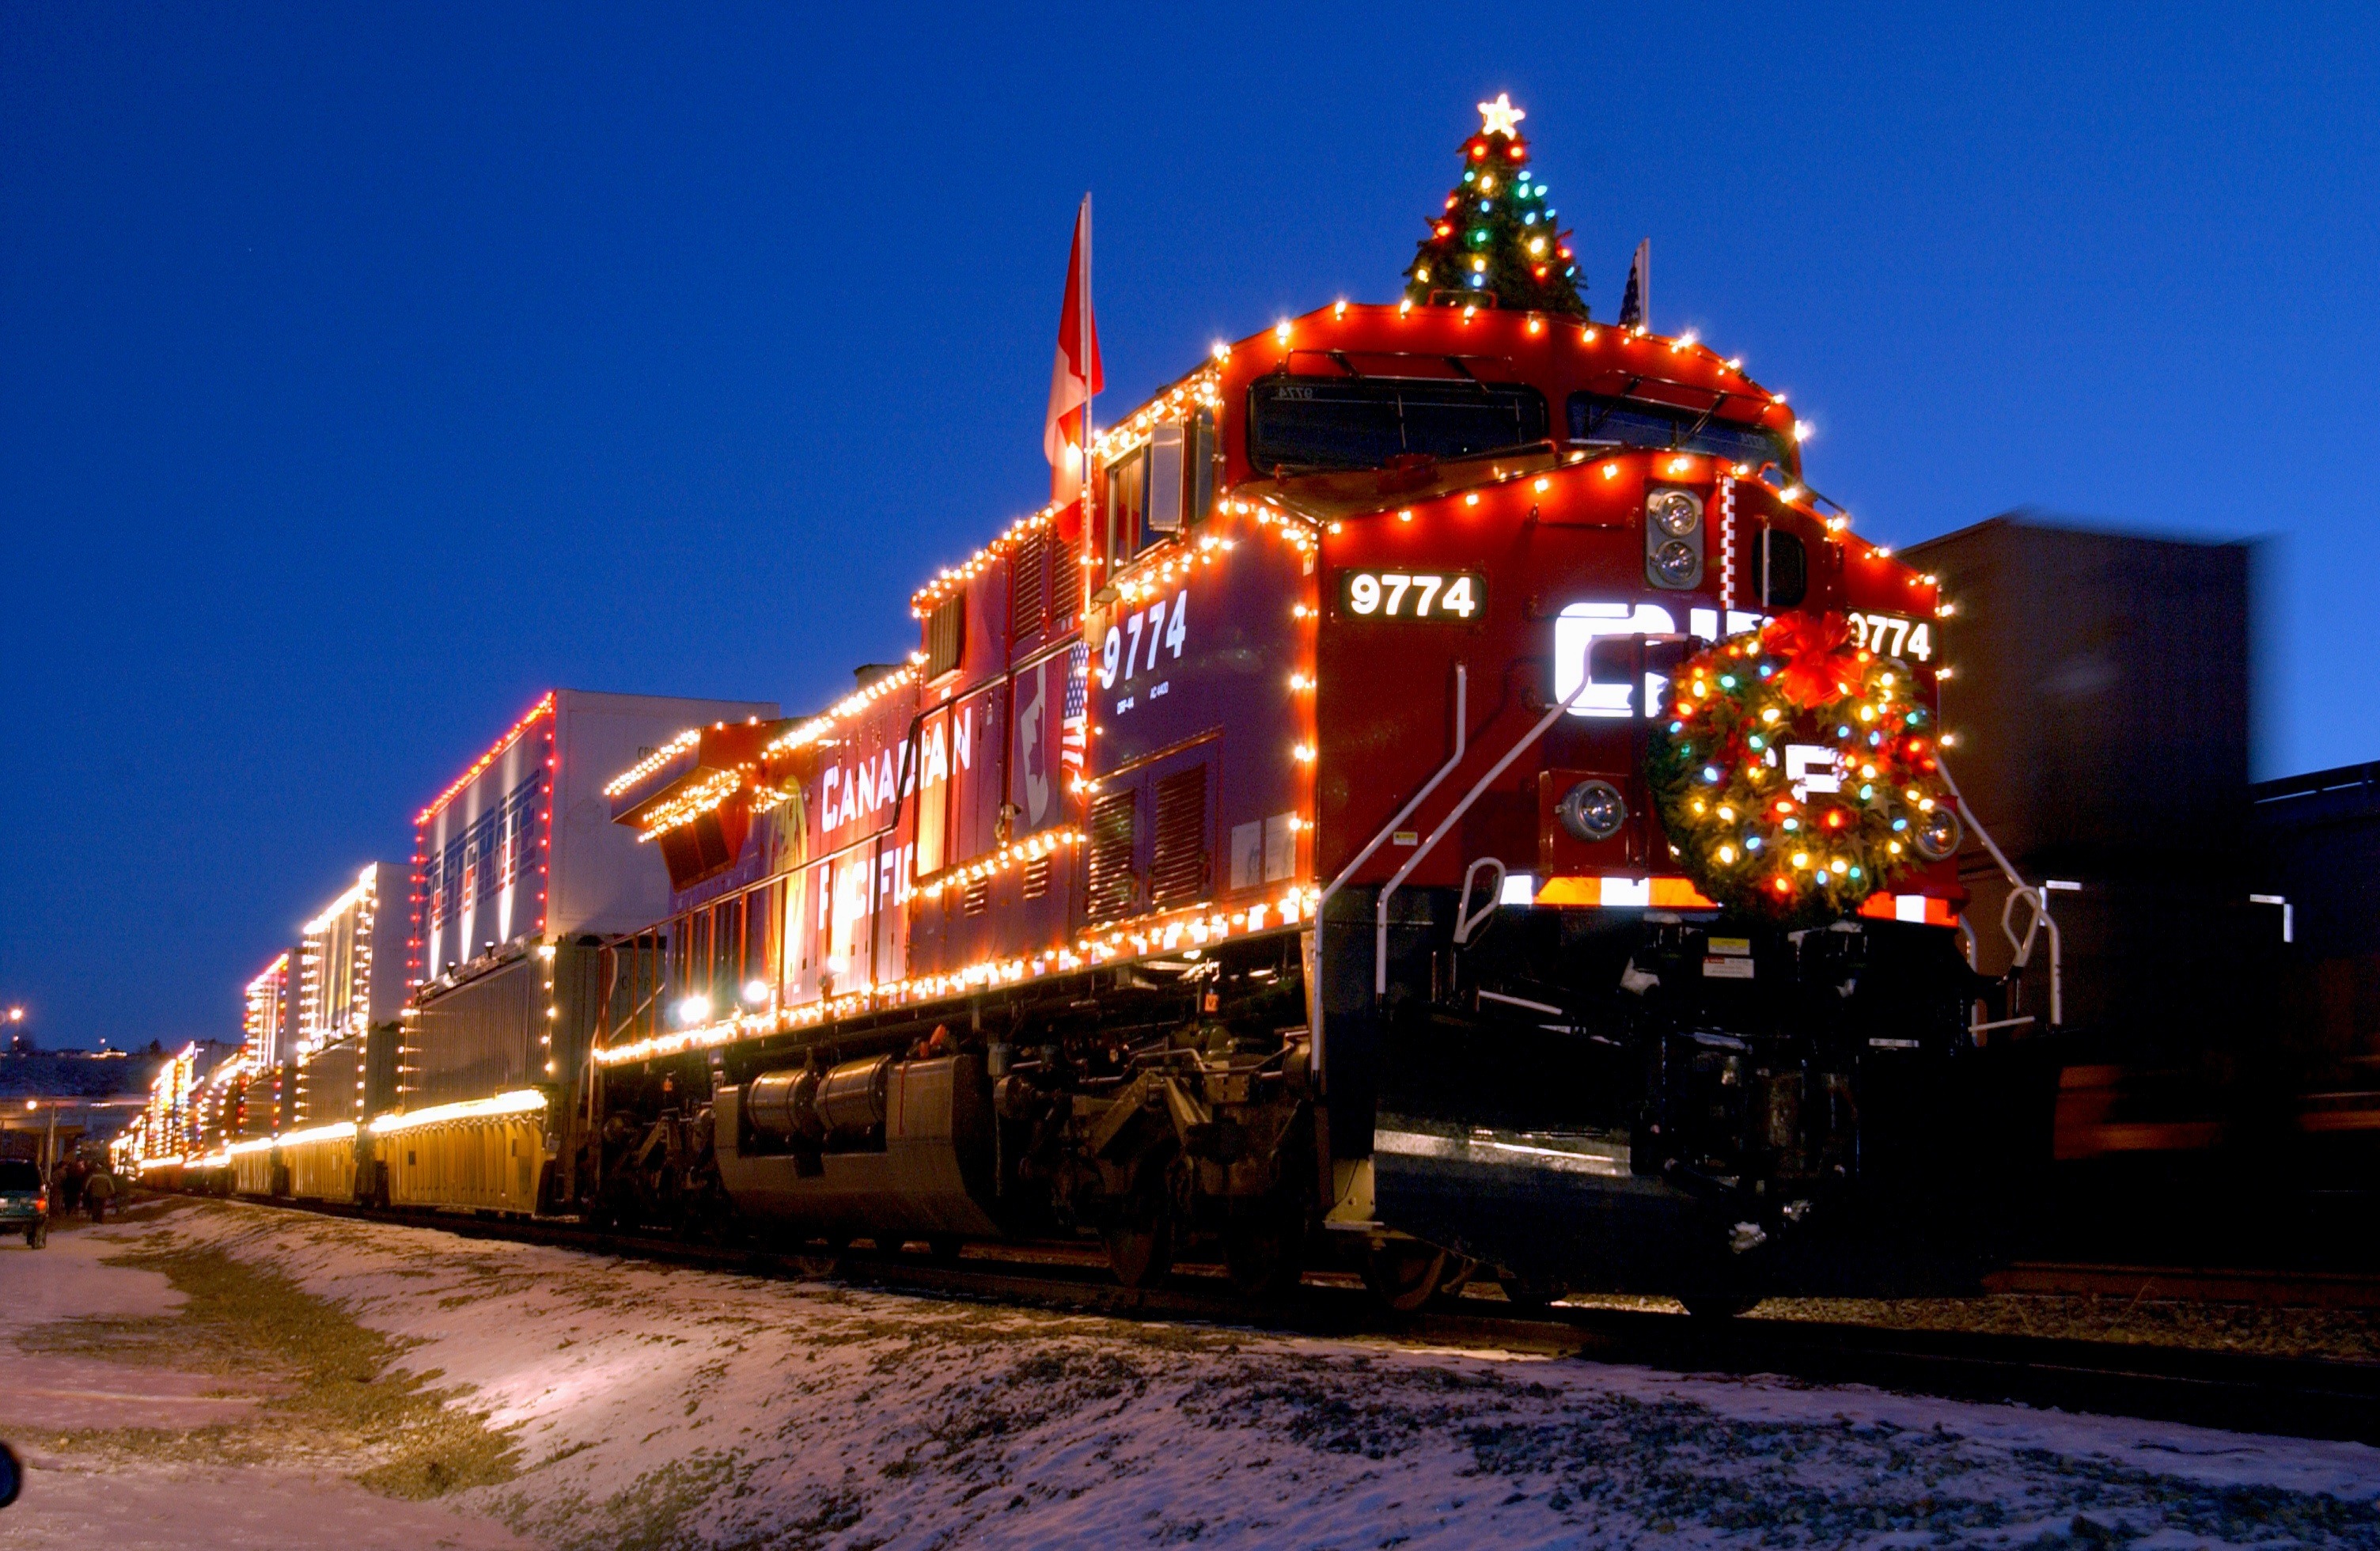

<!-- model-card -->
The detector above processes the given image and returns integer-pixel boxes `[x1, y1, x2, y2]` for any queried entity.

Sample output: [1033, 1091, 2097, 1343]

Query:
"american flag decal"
[1060, 641, 1090, 771]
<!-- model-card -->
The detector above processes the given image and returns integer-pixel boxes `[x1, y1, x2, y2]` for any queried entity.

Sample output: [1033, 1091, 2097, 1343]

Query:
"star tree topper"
[1401, 93, 1584, 317]
[1477, 93, 1525, 138]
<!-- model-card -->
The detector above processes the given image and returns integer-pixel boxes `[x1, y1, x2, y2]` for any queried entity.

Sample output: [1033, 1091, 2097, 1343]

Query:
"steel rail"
[1985, 1260, 2380, 1310]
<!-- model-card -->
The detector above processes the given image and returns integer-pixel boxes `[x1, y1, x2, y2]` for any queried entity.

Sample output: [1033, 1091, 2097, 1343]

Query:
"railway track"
[1984, 1260, 2380, 1310]
[210, 1195, 2380, 1447]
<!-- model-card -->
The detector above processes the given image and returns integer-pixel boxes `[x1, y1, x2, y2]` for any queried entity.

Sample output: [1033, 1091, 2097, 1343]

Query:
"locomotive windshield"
[1568, 392, 1790, 472]
[1246, 377, 1548, 472]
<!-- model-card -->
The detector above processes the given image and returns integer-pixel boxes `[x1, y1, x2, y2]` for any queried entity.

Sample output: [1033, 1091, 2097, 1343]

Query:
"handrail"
[1375, 669, 1596, 993]
[1937, 757, 2062, 1027]
[1452, 858, 1506, 946]
[1309, 665, 1466, 1089]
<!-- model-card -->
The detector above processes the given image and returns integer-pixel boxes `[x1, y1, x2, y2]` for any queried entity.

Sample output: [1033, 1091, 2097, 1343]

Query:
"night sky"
[6, 5, 2377, 1049]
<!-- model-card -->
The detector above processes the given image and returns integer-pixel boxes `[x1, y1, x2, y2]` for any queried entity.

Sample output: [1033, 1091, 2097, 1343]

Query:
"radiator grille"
[1150, 765, 1209, 910]
[1048, 536, 1082, 624]
[1010, 529, 1045, 641]
[1085, 789, 1138, 923]
[926, 593, 965, 679]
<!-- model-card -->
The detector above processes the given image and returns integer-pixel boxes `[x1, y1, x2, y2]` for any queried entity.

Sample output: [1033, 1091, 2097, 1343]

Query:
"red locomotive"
[586, 108, 1984, 1310]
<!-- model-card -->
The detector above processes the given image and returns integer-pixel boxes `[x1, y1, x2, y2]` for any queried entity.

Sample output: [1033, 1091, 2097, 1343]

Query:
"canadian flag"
[1044, 195, 1103, 502]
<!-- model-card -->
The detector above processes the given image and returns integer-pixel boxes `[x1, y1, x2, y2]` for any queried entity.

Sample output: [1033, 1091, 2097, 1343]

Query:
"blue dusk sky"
[5, 4, 2377, 1049]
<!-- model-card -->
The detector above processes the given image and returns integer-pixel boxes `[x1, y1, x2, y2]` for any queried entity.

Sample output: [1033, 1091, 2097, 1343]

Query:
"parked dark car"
[0, 1160, 49, 1248]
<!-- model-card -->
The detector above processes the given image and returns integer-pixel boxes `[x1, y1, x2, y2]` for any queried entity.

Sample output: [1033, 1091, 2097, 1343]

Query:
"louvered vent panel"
[1085, 790, 1138, 923]
[1009, 529, 1045, 642]
[1021, 854, 1052, 900]
[926, 593, 965, 679]
[962, 877, 991, 917]
[1150, 765, 1209, 911]
[1048, 535, 1082, 624]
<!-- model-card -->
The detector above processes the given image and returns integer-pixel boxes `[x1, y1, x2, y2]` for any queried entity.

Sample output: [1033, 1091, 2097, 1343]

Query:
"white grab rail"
[1309, 665, 1467, 1088]
[1937, 757, 2063, 1027]
[1374, 670, 1597, 993]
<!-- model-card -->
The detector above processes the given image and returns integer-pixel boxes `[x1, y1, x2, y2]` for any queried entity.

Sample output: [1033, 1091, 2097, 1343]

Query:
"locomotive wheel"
[926, 1235, 965, 1264]
[1362, 1242, 1447, 1312]
[1496, 1273, 1564, 1312]
[1679, 1291, 1757, 1321]
[682, 1172, 737, 1244]
[1223, 1212, 1306, 1299]
[1104, 1193, 1174, 1288]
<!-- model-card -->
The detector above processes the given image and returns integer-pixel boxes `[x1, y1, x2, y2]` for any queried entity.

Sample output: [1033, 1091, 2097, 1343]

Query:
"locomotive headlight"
[1647, 487, 1703, 537]
[1557, 779, 1629, 843]
[1645, 488, 1704, 590]
[1912, 804, 1963, 862]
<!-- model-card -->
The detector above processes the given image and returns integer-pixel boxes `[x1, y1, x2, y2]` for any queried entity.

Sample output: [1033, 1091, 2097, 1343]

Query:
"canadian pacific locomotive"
[147, 107, 2023, 1314]
[577, 319, 1993, 1308]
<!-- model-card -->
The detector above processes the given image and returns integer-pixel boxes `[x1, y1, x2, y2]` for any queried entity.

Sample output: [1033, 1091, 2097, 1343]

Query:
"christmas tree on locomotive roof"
[1402, 94, 1586, 318]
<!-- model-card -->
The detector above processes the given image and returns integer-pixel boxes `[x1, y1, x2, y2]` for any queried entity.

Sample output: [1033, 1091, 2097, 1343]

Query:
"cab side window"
[1105, 449, 1146, 574]
[1748, 529, 1808, 609]
[1146, 425, 1183, 536]
[1105, 416, 1207, 572]
[1190, 408, 1217, 525]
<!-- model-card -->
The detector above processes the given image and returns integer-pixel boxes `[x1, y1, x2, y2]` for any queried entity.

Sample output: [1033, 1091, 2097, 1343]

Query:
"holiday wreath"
[1646, 611, 1961, 925]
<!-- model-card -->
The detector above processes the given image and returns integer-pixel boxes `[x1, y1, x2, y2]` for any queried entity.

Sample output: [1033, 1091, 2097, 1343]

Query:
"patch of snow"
[0, 1218, 184, 1324]
[0, 1458, 535, 1551]
[0, 1212, 531, 1550]
[97, 1203, 2380, 1549]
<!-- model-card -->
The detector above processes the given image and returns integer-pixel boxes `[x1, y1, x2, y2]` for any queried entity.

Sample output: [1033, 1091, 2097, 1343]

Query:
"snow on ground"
[0, 1210, 532, 1550]
[6, 1199, 2378, 1549]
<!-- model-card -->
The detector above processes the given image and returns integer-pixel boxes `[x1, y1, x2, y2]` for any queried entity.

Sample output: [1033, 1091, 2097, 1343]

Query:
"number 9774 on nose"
[1336, 568, 1485, 621]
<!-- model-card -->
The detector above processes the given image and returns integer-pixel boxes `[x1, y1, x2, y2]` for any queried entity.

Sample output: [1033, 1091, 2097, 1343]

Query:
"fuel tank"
[715, 1053, 999, 1239]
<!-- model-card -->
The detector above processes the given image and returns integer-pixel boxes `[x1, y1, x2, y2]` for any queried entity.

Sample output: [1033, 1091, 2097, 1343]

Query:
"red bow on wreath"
[1760, 611, 1863, 710]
